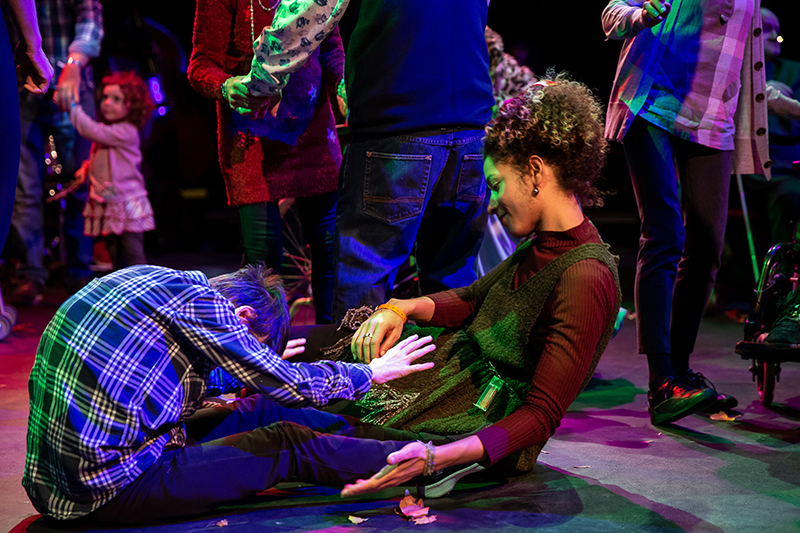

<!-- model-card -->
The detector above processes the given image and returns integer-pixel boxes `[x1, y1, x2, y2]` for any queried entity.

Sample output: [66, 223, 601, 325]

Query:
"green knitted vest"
[348, 241, 621, 473]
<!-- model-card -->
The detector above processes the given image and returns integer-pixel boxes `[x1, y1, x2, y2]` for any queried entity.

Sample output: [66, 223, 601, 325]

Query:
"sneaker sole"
[649, 390, 718, 426]
[416, 463, 486, 499]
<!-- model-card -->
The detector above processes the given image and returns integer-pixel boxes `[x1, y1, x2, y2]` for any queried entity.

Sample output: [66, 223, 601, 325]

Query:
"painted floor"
[2, 281, 799, 532]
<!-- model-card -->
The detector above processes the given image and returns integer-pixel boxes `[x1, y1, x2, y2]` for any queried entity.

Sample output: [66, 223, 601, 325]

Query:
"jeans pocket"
[363, 151, 432, 223]
[455, 154, 487, 216]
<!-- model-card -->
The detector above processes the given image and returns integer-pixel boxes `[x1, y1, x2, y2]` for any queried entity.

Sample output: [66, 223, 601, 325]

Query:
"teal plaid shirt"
[23, 265, 372, 520]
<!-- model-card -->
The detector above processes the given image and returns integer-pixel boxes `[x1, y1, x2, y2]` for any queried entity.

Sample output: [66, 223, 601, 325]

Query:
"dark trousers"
[239, 190, 337, 324]
[81, 396, 418, 525]
[623, 117, 731, 359]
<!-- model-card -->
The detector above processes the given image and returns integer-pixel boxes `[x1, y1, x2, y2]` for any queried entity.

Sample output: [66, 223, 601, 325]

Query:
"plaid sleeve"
[69, 0, 103, 58]
[174, 291, 373, 407]
[243, 0, 351, 96]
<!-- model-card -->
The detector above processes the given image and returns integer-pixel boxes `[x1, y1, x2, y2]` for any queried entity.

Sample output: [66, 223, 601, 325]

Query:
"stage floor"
[2, 277, 800, 532]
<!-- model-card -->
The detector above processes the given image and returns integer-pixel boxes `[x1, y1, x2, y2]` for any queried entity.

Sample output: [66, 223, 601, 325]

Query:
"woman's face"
[484, 156, 539, 238]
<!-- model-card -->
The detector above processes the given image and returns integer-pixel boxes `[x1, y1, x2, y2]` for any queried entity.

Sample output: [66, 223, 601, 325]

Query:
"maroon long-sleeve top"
[187, 0, 344, 206]
[427, 217, 619, 465]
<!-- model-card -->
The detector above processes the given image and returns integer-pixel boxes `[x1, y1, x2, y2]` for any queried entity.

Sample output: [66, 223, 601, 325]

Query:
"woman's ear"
[528, 155, 544, 185]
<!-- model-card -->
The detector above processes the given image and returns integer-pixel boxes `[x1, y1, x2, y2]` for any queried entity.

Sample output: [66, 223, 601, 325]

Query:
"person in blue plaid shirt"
[23, 263, 437, 524]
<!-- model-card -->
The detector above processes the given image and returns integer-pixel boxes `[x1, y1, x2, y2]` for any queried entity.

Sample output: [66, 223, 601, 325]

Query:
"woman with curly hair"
[63, 71, 155, 270]
[332, 76, 622, 498]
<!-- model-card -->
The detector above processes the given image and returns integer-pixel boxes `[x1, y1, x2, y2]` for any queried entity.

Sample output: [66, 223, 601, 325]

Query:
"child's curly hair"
[100, 71, 155, 130]
[484, 73, 608, 207]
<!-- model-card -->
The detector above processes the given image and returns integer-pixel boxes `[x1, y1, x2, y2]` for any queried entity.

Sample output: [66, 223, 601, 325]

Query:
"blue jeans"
[332, 129, 489, 322]
[79, 396, 419, 525]
[623, 117, 731, 360]
[12, 85, 95, 286]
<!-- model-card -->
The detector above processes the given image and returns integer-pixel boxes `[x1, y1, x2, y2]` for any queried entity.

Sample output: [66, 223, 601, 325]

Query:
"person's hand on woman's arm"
[351, 297, 436, 363]
[223, 75, 281, 118]
[6, 0, 54, 94]
[340, 435, 488, 497]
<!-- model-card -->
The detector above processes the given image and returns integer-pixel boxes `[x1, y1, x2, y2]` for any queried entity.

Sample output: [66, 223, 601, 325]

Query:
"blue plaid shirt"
[36, 0, 103, 81]
[23, 265, 372, 520]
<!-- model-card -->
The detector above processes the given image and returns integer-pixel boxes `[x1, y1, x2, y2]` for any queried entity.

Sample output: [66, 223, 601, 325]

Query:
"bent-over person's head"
[209, 264, 290, 353]
[484, 74, 607, 209]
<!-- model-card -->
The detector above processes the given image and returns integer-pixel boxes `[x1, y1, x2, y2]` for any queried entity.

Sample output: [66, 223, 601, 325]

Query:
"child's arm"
[47, 160, 89, 203]
[69, 104, 139, 147]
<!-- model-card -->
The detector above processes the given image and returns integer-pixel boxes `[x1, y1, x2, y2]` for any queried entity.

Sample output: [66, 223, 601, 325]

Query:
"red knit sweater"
[187, 0, 344, 205]
[427, 217, 619, 465]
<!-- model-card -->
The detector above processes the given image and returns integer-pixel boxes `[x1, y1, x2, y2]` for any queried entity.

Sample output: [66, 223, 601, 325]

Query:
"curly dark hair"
[208, 263, 290, 354]
[100, 71, 154, 130]
[484, 73, 607, 207]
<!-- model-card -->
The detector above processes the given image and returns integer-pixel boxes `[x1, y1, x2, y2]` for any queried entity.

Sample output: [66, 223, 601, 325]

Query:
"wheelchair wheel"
[0, 313, 13, 341]
[757, 360, 775, 407]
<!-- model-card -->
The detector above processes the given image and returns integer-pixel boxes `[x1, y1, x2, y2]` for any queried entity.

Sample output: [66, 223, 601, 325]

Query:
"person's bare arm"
[5, 0, 54, 93]
[341, 436, 488, 498]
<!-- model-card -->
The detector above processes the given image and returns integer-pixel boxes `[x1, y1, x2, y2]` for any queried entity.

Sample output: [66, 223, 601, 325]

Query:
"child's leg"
[104, 234, 121, 270]
[120, 231, 146, 266]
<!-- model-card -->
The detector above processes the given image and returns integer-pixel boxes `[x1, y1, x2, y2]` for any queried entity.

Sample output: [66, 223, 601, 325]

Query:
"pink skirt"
[83, 195, 156, 237]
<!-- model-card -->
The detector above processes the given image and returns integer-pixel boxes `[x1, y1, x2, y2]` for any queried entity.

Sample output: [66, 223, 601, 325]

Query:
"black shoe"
[682, 370, 738, 412]
[647, 377, 717, 426]
[765, 303, 800, 347]
[415, 462, 485, 499]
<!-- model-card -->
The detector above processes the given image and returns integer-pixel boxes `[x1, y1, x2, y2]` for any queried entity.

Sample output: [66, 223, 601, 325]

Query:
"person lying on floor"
[288, 77, 623, 495]
[23, 263, 439, 525]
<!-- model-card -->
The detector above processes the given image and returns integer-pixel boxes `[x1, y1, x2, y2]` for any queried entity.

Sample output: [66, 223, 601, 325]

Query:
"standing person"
[23, 263, 438, 525]
[56, 71, 155, 270]
[603, 0, 771, 425]
[188, 0, 345, 324]
[7, 0, 102, 304]
[226, 0, 492, 322]
[329, 0, 494, 322]
[0, 0, 54, 249]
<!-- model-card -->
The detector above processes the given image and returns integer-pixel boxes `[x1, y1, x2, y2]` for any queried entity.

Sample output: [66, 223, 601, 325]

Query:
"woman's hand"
[281, 337, 306, 360]
[341, 441, 428, 498]
[351, 308, 405, 363]
[368, 334, 435, 384]
[641, 0, 670, 27]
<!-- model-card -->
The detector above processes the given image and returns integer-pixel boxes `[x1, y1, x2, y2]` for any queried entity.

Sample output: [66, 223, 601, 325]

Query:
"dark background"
[96, 1, 800, 274]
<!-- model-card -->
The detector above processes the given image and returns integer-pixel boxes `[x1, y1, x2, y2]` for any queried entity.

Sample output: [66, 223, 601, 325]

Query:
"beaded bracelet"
[377, 303, 407, 323]
[418, 440, 436, 476]
[221, 78, 230, 103]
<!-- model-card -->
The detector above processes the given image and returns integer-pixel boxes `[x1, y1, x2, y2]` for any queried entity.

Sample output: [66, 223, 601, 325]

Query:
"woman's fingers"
[341, 444, 427, 498]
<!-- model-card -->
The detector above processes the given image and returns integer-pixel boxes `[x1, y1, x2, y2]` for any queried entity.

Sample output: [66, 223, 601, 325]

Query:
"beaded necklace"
[250, 0, 280, 42]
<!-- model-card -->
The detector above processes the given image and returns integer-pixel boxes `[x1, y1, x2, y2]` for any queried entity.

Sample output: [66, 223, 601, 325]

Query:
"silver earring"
[532, 186, 539, 197]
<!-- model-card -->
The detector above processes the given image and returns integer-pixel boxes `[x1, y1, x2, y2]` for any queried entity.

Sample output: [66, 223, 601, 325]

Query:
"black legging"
[239, 190, 337, 324]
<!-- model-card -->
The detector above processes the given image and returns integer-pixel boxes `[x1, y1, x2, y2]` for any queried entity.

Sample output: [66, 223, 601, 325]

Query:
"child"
[67, 71, 155, 270]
